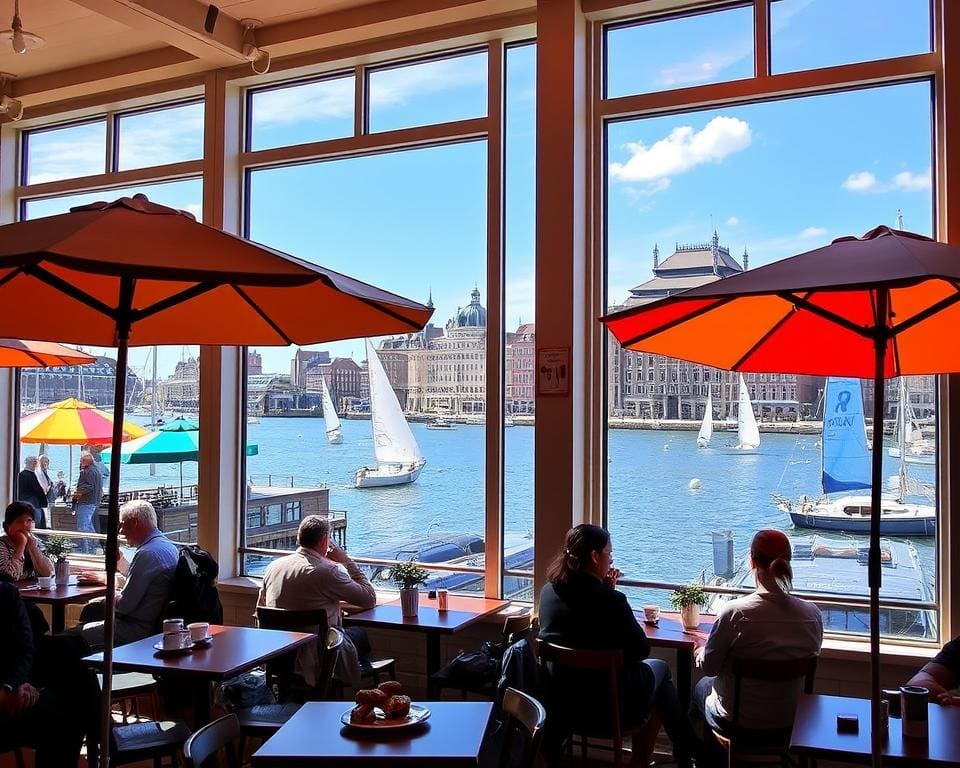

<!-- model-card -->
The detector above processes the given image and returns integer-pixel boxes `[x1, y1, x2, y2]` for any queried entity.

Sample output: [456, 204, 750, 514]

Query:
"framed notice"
[537, 347, 570, 395]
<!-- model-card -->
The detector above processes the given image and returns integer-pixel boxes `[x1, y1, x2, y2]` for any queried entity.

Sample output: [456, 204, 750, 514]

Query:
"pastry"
[377, 680, 403, 696]
[382, 694, 411, 720]
[355, 688, 388, 707]
[350, 704, 376, 724]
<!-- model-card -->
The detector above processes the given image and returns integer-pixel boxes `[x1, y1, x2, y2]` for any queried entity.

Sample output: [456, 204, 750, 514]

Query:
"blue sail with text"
[821, 377, 872, 493]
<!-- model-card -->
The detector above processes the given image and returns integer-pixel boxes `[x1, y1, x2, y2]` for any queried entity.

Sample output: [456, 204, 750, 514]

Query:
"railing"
[248, 474, 329, 489]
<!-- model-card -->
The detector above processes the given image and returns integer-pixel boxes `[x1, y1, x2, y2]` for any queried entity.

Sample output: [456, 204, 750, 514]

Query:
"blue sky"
[18, 2, 934, 381]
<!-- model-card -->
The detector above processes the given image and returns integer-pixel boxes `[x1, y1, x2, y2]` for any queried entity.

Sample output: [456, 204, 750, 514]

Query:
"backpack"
[165, 545, 224, 625]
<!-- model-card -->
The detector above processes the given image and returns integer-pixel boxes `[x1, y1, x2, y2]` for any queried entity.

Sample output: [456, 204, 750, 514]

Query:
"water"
[23, 419, 936, 597]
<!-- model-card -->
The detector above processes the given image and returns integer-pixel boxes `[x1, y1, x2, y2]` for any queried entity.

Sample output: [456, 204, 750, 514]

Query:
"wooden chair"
[491, 686, 547, 768]
[110, 719, 192, 768]
[536, 639, 659, 768]
[709, 655, 819, 768]
[183, 713, 241, 768]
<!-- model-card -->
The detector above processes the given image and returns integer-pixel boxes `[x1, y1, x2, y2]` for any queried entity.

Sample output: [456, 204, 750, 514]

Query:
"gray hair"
[297, 515, 330, 549]
[23, 455, 37, 469]
[120, 499, 157, 529]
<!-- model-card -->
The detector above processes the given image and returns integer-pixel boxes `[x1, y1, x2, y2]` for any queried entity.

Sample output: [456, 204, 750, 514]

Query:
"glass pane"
[368, 51, 487, 133]
[771, 0, 931, 74]
[243, 142, 488, 586]
[248, 75, 355, 151]
[24, 121, 106, 185]
[22, 178, 203, 221]
[116, 102, 204, 171]
[504, 43, 536, 601]
[604, 82, 936, 641]
[605, 6, 754, 99]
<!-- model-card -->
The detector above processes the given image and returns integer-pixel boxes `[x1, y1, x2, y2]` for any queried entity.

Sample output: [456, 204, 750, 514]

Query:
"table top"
[84, 625, 314, 680]
[16, 577, 108, 604]
[251, 700, 493, 766]
[790, 693, 960, 766]
[636, 611, 715, 650]
[344, 594, 510, 635]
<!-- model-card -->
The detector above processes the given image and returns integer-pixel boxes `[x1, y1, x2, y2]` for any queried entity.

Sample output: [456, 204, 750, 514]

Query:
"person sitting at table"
[906, 636, 960, 705]
[692, 529, 822, 763]
[258, 514, 376, 688]
[73, 499, 179, 649]
[0, 574, 85, 767]
[0, 502, 53, 582]
[538, 523, 692, 768]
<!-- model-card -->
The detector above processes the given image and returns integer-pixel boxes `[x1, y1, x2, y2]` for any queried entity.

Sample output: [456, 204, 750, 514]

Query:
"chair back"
[502, 613, 532, 645]
[256, 606, 331, 700]
[496, 687, 547, 768]
[315, 627, 345, 700]
[730, 655, 819, 725]
[183, 713, 241, 768]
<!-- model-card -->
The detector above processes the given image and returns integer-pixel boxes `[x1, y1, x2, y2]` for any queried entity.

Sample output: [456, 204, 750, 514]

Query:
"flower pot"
[680, 604, 701, 630]
[54, 558, 70, 586]
[399, 587, 419, 618]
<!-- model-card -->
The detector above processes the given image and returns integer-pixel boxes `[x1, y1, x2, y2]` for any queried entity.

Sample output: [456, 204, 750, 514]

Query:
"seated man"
[0, 574, 84, 768]
[75, 499, 179, 649]
[259, 515, 376, 688]
[906, 636, 960, 705]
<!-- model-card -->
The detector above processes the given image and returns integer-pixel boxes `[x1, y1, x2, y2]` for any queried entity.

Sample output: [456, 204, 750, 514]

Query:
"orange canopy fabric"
[0, 338, 94, 367]
[0, 194, 433, 347]
[602, 226, 960, 378]
[20, 397, 148, 444]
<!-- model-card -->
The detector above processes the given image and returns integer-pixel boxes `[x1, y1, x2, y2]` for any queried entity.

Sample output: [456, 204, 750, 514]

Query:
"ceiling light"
[0, 0, 43, 55]
[0, 73, 22, 120]
[240, 19, 270, 75]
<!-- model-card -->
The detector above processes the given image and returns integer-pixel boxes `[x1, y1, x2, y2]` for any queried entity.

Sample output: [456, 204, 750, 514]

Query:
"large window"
[602, 6, 937, 642]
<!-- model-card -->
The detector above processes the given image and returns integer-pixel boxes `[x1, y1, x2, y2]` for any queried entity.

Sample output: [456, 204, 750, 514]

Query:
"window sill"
[820, 636, 940, 668]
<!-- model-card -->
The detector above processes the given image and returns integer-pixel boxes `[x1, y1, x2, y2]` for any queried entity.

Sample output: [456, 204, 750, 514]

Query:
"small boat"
[696, 389, 714, 448]
[426, 417, 456, 430]
[504, 414, 515, 428]
[320, 376, 342, 444]
[717, 374, 759, 452]
[776, 377, 935, 536]
[355, 339, 426, 488]
[888, 378, 934, 465]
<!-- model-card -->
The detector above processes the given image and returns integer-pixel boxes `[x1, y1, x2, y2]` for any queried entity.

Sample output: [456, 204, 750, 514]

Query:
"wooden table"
[344, 593, 510, 681]
[251, 700, 493, 767]
[636, 610, 715, 711]
[17, 577, 108, 633]
[84, 624, 313, 724]
[790, 693, 960, 767]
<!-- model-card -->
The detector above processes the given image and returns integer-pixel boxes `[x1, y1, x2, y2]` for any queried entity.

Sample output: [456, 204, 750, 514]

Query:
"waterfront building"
[156, 356, 200, 412]
[290, 348, 330, 387]
[20, 356, 141, 410]
[506, 323, 536, 414]
[247, 349, 263, 375]
[304, 357, 362, 412]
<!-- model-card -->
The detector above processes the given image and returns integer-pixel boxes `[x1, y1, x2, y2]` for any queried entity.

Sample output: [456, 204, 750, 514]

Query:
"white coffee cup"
[163, 618, 184, 634]
[161, 632, 182, 651]
[643, 605, 660, 624]
[188, 622, 210, 642]
[37, 576, 54, 590]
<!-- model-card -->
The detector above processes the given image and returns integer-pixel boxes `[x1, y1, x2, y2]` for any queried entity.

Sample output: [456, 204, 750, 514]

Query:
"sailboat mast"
[898, 377, 908, 500]
[150, 347, 158, 476]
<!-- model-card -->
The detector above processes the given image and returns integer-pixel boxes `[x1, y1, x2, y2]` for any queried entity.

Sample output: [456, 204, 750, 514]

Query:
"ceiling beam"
[69, 0, 248, 66]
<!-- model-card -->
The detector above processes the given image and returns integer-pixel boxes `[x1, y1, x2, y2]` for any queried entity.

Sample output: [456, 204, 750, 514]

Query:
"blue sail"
[821, 377, 872, 493]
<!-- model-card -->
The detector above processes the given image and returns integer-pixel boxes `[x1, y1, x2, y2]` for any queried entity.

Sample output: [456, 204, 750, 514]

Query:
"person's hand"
[603, 567, 622, 588]
[326, 542, 349, 564]
[936, 692, 960, 706]
[694, 646, 706, 667]
[15, 684, 38, 712]
[7, 528, 27, 552]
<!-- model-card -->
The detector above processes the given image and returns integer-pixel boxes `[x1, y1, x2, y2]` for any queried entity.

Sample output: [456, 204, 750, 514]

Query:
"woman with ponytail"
[692, 529, 823, 755]
[539, 524, 691, 767]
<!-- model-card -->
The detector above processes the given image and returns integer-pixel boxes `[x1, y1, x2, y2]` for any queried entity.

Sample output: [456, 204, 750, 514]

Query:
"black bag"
[165, 545, 224, 625]
[437, 640, 502, 688]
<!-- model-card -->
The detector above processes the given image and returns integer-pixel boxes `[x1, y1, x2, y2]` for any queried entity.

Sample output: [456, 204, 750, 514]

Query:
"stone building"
[506, 323, 535, 414]
[20, 356, 141, 410]
[157, 356, 200, 411]
[304, 357, 363, 412]
[290, 348, 330, 387]
[247, 349, 263, 375]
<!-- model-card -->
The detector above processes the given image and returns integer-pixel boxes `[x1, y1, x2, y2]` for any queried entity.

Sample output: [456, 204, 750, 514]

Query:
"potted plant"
[391, 560, 429, 618]
[41, 535, 74, 586]
[670, 583, 708, 630]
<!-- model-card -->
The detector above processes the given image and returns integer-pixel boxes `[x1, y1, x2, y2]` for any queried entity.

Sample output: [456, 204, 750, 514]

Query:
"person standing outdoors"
[72, 453, 102, 554]
[34, 456, 54, 531]
[16, 457, 46, 529]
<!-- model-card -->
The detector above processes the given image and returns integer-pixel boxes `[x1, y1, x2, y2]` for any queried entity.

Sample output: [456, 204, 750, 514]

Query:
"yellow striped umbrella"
[20, 397, 147, 444]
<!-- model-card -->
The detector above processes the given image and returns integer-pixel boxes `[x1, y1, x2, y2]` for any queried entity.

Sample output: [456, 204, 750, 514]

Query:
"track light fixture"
[0, 0, 43, 55]
[0, 73, 22, 121]
[240, 19, 270, 75]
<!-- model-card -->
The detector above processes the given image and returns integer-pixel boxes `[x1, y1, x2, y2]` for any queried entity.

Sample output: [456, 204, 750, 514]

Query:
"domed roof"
[454, 287, 486, 328]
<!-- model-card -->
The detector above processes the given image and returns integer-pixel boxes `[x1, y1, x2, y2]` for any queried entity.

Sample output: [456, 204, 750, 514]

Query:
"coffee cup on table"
[161, 632, 182, 651]
[163, 618, 184, 635]
[37, 576, 54, 590]
[642, 605, 660, 625]
[900, 685, 929, 739]
[188, 622, 210, 642]
[882, 688, 902, 718]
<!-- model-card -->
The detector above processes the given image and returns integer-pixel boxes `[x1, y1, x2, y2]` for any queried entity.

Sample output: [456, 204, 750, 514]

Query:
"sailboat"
[888, 377, 934, 466]
[697, 389, 714, 448]
[319, 376, 342, 444]
[775, 377, 935, 536]
[718, 374, 760, 451]
[355, 339, 426, 488]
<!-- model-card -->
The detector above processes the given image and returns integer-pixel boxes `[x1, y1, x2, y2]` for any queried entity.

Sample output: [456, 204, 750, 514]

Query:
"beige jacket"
[258, 546, 376, 687]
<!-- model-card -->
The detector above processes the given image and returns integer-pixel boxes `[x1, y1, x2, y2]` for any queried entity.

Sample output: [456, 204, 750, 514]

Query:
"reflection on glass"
[248, 75, 355, 151]
[605, 6, 754, 99]
[771, 0, 931, 74]
[116, 102, 204, 171]
[603, 82, 935, 640]
[22, 178, 203, 221]
[24, 121, 106, 185]
[368, 51, 487, 133]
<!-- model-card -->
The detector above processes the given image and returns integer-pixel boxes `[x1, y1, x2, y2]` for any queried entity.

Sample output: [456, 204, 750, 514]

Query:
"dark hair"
[297, 515, 330, 549]
[545, 524, 610, 585]
[750, 529, 793, 592]
[3, 501, 35, 532]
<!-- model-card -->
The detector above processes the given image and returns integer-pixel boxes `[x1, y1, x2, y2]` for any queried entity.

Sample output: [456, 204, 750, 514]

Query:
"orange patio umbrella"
[0, 194, 433, 768]
[0, 338, 95, 367]
[602, 225, 960, 768]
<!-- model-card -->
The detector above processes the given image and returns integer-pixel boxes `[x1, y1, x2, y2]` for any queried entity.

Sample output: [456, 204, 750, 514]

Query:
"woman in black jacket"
[539, 524, 690, 767]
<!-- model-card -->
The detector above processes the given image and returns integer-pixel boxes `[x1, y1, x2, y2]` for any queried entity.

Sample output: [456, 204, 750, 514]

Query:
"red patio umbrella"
[602, 225, 960, 768]
[0, 194, 433, 767]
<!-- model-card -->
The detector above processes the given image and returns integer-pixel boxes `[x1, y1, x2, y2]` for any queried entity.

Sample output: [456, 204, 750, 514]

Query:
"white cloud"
[893, 170, 931, 191]
[842, 168, 931, 194]
[843, 171, 877, 192]
[659, 38, 753, 88]
[800, 226, 827, 239]
[726, 216, 740, 226]
[251, 77, 354, 128]
[609, 116, 752, 184]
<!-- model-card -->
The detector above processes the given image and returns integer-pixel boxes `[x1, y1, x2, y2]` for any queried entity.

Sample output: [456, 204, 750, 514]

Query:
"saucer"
[192, 635, 213, 647]
[643, 619, 660, 627]
[152, 641, 193, 656]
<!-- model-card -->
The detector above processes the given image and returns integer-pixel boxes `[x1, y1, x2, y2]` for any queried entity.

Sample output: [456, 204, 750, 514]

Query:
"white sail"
[366, 339, 423, 466]
[697, 389, 713, 448]
[320, 377, 342, 444]
[736, 374, 760, 450]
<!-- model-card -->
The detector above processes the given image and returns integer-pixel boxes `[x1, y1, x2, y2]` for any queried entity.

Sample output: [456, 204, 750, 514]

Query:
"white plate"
[340, 703, 431, 730]
[192, 635, 213, 646]
[152, 641, 193, 656]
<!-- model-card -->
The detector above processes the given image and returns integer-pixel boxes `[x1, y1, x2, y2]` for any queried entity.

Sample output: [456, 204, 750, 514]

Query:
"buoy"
[689, 478, 702, 490]
[297, 434, 302, 438]
[663, 444, 670, 451]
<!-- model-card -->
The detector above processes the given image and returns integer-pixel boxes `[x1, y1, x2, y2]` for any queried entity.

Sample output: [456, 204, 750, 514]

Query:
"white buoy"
[689, 478, 702, 490]
[297, 433, 302, 438]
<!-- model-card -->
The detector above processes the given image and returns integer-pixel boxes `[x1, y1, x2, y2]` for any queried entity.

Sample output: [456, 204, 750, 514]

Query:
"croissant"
[377, 680, 403, 696]
[350, 704, 376, 724]
[355, 688, 388, 707]
[382, 694, 411, 720]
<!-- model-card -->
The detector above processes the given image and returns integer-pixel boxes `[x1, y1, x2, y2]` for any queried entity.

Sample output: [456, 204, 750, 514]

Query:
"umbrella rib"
[232, 285, 294, 345]
[131, 282, 220, 323]
[615, 297, 730, 348]
[730, 296, 805, 371]
[24, 262, 117, 319]
[775, 291, 872, 339]
[890, 283, 960, 336]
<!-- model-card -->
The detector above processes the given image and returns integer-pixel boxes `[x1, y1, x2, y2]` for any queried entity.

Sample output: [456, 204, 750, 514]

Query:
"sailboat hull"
[355, 460, 426, 488]
[327, 428, 343, 444]
[786, 495, 935, 536]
